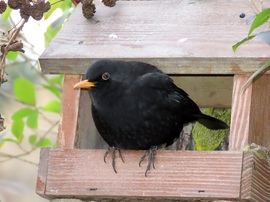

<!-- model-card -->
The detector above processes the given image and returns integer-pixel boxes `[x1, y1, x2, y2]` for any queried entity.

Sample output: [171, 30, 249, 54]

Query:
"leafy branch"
[0, 0, 73, 165]
[233, 0, 270, 89]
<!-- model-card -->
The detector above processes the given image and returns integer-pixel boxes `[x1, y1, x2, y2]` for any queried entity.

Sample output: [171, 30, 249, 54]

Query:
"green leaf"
[6, 51, 19, 60]
[26, 109, 38, 128]
[11, 108, 33, 120]
[242, 60, 270, 90]
[36, 137, 51, 147]
[43, 100, 61, 113]
[0, 138, 18, 147]
[232, 35, 255, 52]
[248, 8, 270, 36]
[14, 78, 36, 105]
[28, 134, 37, 145]
[44, 0, 72, 20]
[1, 138, 19, 143]
[44, 24, 62, 48]
[11, 119, 24, 141]
[1, 6, 12, 21]
[42, 84, 61, 99]
[47, 74, 64, 85]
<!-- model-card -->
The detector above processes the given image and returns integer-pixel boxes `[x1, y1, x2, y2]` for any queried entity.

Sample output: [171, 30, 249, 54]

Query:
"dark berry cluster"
[0, 0, 7, 14]
[1, 0, 50, 21]
[81, 0, 95, 19]
[102, 0, 117, 7]
[80, 0, 117, 19]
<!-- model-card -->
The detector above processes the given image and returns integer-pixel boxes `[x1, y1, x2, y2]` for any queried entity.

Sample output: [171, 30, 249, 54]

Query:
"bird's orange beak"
[74, 80, 96, 89]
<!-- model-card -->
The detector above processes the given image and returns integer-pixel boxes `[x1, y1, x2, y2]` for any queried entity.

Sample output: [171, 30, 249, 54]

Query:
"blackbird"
[74, 60, 229, 176]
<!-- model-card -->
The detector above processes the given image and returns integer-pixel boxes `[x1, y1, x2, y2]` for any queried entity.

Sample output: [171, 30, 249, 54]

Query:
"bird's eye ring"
[102, 72, 110, 80]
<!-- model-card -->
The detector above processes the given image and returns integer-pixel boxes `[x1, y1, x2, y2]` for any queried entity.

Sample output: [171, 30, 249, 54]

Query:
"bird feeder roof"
[39, 0, 270, 75]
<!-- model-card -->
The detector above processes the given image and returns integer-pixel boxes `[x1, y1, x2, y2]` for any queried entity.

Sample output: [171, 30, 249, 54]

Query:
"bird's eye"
[102, 72, 110, 80]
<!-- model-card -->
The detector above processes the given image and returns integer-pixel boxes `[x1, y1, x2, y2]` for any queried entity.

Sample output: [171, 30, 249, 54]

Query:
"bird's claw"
[103, 147, 124, 173]
[139, 146, 157, 177]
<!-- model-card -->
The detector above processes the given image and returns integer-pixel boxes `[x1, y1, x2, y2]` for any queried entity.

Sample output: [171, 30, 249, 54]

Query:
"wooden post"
[57, 75, 82, 149]
[229, 74, 270, 151]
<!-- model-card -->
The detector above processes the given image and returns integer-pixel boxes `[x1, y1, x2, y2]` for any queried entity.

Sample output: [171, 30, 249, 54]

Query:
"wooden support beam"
[36, 147, 50, 196]
[241, 152, 270, 201]
[229, 74, 270, 150]
[57, 75, 82, 149]
[36, 148, 269, 201]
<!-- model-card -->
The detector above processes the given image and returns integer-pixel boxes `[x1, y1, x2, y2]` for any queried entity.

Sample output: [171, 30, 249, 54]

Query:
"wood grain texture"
[241, 152, 270, 201]
[249, 74, 270, 149]
[39, 149, 244, 200]
[57, 75, 82, 149]
[39, 0, 270, 75]
[36, 147, 50, 196]
[229, 75, 252, 151]
[229, 74, 270, 150]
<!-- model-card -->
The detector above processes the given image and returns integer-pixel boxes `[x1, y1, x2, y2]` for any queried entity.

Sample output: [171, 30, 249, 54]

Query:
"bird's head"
[74, 60, 161, 92]
[73, 60, 122, 90]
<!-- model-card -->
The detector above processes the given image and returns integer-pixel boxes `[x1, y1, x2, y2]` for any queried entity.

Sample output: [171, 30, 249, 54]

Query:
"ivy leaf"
[47, 74, 64, 85]
[26, 109, 38, 128]
[44, 24, 62, 48]
[242, 60, 270, 90]
[28, 134, 37, 146]
[0, 138, 18, 147]
[6, 51, 19, 60]
[42, 84, 61, 99]
[14, 78, 36, 105]
[11, 119, 24, 141]
[232, 35, 255, 52]
[248, 8, 270, 36]
[11, 108, 33, 120]
[43, 100, 61, 113]
[1, 6, 12, 22]
[36, 137, 51, 147]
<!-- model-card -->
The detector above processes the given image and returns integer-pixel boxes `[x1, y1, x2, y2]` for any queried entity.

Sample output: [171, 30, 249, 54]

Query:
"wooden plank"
[36, 147, 50, 196]
[249, 74, 270, 148]
[241, 152, 270, 201]
[229, 75, 252, 151]
[39, 149, 243, 200]
[39, 0, 270, 75]
[57, 75, 81, 149]
[229, 74, 270, 150]
[172, 76, 233, 108]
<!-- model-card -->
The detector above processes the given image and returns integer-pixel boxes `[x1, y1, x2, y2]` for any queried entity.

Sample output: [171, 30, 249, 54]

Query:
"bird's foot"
[139, 146, 157, 177]
[104, 147, 124, 173]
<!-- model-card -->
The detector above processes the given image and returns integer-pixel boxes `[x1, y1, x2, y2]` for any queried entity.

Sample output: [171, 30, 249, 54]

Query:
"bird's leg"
[139, 146, 157, 177]
[103, 147, 124, 173]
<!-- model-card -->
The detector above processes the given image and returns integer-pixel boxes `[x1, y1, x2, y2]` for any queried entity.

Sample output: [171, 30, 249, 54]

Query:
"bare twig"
[0, 120, 59, 164]
[0, 19, 27, 84]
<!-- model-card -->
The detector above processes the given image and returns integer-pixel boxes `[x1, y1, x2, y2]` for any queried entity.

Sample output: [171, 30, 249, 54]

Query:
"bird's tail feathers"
[195, 114, 229, 130]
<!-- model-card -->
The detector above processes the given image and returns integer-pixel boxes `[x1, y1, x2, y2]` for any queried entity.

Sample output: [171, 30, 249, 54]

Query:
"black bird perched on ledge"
[74, 60, 229, 176]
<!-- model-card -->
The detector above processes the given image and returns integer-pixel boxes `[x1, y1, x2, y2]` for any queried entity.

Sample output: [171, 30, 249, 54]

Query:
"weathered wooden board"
[57, 75, 82, 149]
[37, 149, 270, 201]
[229, 74, 270, 150]
[37, 149, 244, 200]
[39, 0, 270, 75]
[241, 152, 270, 201]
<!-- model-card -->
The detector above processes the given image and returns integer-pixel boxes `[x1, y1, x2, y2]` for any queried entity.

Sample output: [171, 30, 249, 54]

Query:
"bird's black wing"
[131, 71, 228, 130]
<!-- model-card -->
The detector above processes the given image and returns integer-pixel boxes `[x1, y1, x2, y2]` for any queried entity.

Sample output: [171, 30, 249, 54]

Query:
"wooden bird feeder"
[36, 1, 270, 201]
